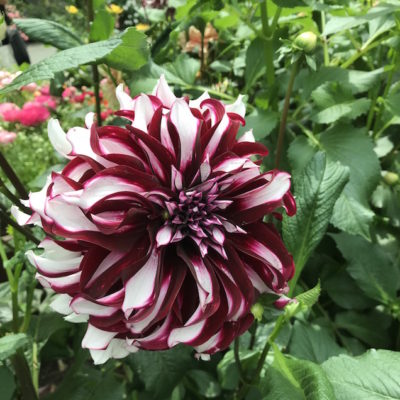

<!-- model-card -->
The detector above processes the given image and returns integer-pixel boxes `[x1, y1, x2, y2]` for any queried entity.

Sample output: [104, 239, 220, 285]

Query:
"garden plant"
[0, 0, 400, 399]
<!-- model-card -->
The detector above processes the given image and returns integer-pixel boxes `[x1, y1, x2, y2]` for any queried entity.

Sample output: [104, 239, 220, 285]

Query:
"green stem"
[11, 352, 38, 400]
[0, 177, 31, 214]
[340, 36, 387, 69]
[87, 0, 102, 126]
[0, 151, 28, 199]
[275, 59, 299, 168]
[321, 8, 329, 65]
[21, 280, 36, 333]
[0, 206, 40, 245]
[237, 315, 287, 400]
[260, 1, 276, 88]
[234, 337, 250, 384]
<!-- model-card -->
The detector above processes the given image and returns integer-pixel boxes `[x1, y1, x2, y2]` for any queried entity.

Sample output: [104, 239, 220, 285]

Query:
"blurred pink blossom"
[35, 94, 57, 110]
[18, 102, 50, 126]
[0, 129, 17, 144]
[0, 103, 21, 122]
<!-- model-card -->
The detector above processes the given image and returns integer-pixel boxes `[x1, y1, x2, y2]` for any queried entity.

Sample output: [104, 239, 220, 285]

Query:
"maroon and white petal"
[122, 250, 159, 317]
[152, 74, 176, 108]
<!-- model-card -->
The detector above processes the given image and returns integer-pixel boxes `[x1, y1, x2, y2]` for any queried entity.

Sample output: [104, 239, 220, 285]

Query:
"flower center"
[166, 189, 217, 237]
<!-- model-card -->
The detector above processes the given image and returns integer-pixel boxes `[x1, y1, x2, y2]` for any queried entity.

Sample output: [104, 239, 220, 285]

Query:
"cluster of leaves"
[0, 0, 400, 399]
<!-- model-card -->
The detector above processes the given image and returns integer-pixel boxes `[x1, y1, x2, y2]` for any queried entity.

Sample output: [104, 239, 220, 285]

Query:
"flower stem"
[260, 2, 281, 91]
[275, 59, 299, 168]
[87, 0, 102, 126]
[234, 337, 250, 384]
[0, 205, 40, 245]
[0, 151, 28, 199]
[236, 314, 287, 399]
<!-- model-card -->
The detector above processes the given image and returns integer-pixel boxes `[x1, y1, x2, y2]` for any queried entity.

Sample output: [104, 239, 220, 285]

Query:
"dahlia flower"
[12, 76, 296, 364]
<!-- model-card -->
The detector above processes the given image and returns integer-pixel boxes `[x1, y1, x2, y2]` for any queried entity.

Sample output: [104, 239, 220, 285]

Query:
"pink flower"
[35, 95, 57, 110]
[18, 102, 50, 126]
[62, 86, 77, 100]
[0, 129, 17, 144]
[13, 76, 296, 364]
[0, 103, 21, 122]
[22, 82, 38, 93]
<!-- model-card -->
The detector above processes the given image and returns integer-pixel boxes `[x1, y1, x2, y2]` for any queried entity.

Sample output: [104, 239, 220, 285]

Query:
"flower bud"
[294, 31, 317, 53]
[383, 171, 399, 186]
[251, 303, 264, 322]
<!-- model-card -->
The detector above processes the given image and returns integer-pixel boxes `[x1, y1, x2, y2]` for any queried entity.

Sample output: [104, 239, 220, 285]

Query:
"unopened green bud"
[294, 31, 317, 53]
[251, 303, 264, 322]
[383, 171, 399, 186]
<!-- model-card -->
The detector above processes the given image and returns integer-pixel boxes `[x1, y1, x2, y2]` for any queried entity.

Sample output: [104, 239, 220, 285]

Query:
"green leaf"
[240, 109, 278, 140]
[245, 38, 266, 91]
[331, 194, 375, 239]
[45, 366, 124, 400]
[105, 27, 149, 71]
[323, 350, 400, 400]
[332, 233, 400, 303]
[323, 268, 376, 310]
[185, 370, 221, 398]
[301, 67, 384, 98]
[319, 124, 380, 239]
[283, 152, 349, 283]
[90, 10, 115, 42]
[289, 322, 345, 364]
[0, 366, 15, 400]
[272, 0, 307, 7]
[217, 349, 260, 390]
[129, 345, 195, 399]
[262, 346, 335, 400]
[0, 38, 122, 94]
[0, 333, 29, 361]
[335, 310, 391, 348]
[323, 4, 398, 35]
[296, 281, 321, 309]
[165, 54, 200, 85]
[14, 18, 83, 50]
[312, 98, 371, 124]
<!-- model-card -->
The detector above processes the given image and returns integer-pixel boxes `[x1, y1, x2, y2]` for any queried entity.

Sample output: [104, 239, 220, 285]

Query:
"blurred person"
[0, 0, 30, 65]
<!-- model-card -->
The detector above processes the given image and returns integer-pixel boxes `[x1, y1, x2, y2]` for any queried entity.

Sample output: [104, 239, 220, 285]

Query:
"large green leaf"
[240, 109, 278, 140]
[289, 322, 345, 364]
[129, 345, 196, 399]
[335, 310, 391, 348]
[104, 28, 149, 72]
[300, 67, 384, 99]
[331, 194, 375, 239]
[323, 350, 400, 400]
[312, 99, 371, 124]
[262, 346, 335, 400]
[323, 268, 376, 310]
[323, 4, 398, 35]
[14, 18, 83, 50]
[332, 233, 400, 303]
[245, 38, 266, 91]
[289, 125, 381, 239]
[0, 333, 29, 361]
[0, 366, 15, 400]
[283, 152, 349, 286]
[164, 54, 200, 85]
[0, 38, 122, 94]
[90, 10, 115, 42]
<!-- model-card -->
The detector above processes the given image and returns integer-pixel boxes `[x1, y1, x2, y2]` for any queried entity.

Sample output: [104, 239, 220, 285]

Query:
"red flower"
[13, 76, 296, 364]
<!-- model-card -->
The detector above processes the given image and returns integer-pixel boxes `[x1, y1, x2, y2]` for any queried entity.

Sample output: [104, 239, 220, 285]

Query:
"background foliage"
[0, 0, 400, 399]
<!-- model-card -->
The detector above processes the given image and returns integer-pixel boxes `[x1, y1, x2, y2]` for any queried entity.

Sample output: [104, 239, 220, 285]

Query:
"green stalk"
[260, 1, 275, 88]
[321, 8, 329, 65]
[0, 240, 38, 399]
[275, 59, 299, 168]
[236, 315, 287, 399]
[0, 151, 28, 199]
[87, 0, 102, 126]
[0, 206, 40, 245]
